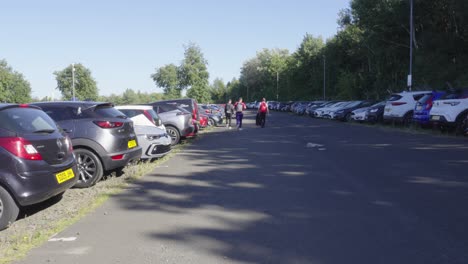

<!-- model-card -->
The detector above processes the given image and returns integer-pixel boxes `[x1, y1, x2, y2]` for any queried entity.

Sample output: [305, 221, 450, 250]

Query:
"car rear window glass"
[0, 107, 56, 134]
[413, 94, 427, 101]
[418, 94, 433, 104]
[40, 106, 76, 121]
[156, 103, 179, 113]
[388, 94, 403, 101]
[84, 105, 126, 118]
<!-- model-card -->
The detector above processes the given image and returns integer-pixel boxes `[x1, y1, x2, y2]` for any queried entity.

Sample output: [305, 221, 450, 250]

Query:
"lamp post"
[408, 0, 413, 91]
[72, 63, 76, 101]
[323, 55, 326, 100]
[276, 71, 279, 101]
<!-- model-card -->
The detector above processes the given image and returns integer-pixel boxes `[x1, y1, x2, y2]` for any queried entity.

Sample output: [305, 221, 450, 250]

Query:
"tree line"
[2, 0, 467, 104]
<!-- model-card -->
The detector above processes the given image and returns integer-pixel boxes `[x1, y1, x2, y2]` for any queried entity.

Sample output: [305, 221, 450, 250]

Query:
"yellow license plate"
[56, 168, 75, 184]
[128, 139, 137, 149]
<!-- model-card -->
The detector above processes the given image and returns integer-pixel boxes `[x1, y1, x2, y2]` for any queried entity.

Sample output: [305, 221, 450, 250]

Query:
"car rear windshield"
[84, 105, 127, 118]
[387, 94, 403, 101]
[418, 94, 433, 104]
[0, 107, 56, 134]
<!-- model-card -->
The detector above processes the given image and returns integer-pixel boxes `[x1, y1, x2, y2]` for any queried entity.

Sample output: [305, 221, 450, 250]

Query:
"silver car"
[146, 102, 196, 145]
[115, 105, 172, 160]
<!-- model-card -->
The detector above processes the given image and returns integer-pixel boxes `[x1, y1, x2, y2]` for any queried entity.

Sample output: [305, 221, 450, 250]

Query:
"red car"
[198, 114, 209, 128]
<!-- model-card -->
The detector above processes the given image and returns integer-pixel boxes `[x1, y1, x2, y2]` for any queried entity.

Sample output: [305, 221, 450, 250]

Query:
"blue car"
[413, 91, 445, 125]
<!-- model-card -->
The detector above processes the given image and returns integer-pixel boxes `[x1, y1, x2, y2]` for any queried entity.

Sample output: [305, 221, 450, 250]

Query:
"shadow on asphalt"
[114, 111, 468, 264]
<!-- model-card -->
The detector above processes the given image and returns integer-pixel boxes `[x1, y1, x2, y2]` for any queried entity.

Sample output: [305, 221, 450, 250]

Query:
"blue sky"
[0, 0, 350, 99]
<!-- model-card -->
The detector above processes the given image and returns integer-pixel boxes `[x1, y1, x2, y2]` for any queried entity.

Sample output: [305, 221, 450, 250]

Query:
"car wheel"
[74, 148, 104, 188]
[402, 112, 413, 127]
[344, 113, 352, 122]
[455, 112, 468, 135]
[166, 126, 180, 146]
[209, 118, 215, 127]
[0, 186, 19, 230]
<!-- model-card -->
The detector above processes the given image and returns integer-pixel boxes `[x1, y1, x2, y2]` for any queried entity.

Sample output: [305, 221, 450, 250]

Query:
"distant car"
[362, 101, 387, 123]
[413, 91, 445, 125]
[0, 103, 78, 230]
[383, 90, 432, 125]
[198, 106, 223, 126]
[115, 105, 171, 160]
[31, 101, 142, 188]
[315, 101, 348, 118]
[331, 101, 375, 121]
[146, 102, 196, 145]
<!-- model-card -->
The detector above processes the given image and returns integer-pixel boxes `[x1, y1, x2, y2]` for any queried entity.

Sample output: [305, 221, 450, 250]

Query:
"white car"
[383, 90, 432, 124]
[314, 101, 349, 118]
[115, 105, 171, 159]
[429, 89, 468, 130]
[351, 106, 371, 121]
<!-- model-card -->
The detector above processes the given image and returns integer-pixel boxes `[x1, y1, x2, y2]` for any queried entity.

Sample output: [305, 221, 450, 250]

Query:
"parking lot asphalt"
[15, 111, 468, 264]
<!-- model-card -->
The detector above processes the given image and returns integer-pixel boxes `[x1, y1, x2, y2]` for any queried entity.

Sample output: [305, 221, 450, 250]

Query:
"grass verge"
[0, 127, 211, 263]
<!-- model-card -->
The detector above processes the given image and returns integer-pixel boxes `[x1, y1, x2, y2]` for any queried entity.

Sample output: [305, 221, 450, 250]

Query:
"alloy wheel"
[77, 153, 97, 183]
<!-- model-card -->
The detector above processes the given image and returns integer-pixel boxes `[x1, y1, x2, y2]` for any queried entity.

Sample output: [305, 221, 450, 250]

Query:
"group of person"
[224, 97, 269, 130]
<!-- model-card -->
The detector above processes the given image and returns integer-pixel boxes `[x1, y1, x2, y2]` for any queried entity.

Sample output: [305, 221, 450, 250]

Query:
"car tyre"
[455, 112, 468, 136]
[0, 186, 19, 230]
[166, 126, 180, 146]
[74, 148, 104, 188]
[208, 118, 215, 127]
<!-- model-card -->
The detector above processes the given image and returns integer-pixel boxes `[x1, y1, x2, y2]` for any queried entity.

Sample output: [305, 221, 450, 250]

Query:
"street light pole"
[72, 63, 76, 101]
[323, 55, 326, 100]
[276, 71, 279, 101]
[408, 0, 413, 91]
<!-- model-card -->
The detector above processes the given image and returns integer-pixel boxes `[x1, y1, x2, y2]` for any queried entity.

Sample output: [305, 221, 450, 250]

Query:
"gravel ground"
[0, 133, 200, 263]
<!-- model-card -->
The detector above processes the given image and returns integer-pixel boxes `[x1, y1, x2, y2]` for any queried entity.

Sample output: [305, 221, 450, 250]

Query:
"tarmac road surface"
[15, 111, 468, 264]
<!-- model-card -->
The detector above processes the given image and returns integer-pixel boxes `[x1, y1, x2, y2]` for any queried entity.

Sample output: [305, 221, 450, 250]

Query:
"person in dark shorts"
[257, 98, 269, 128]
[224, 99, 234, 129]
[234, 97, 246, 130]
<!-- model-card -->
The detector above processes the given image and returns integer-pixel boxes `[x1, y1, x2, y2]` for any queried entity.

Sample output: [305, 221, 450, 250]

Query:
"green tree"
[0, 59, 32, 103]
[179, 43, 211, 103]
[151, 64, 181, 99]
[54, 63, 99, 101]
[120, 88, 139, 104]
[209, 78, 227, 103]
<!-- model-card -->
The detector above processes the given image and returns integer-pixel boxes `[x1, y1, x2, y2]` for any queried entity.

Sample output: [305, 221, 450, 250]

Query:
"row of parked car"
[0, 98, 223, 231]
[267, 89, 468, 134]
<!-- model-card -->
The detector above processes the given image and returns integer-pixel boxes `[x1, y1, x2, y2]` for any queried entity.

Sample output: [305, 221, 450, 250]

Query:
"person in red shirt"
[257, 98, 269, 128]
[234, 97, 247, 130]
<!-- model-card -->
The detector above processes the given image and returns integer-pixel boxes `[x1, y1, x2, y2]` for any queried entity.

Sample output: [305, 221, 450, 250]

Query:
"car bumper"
[101, 146, 142, 171]
[4, 158, 79, 206]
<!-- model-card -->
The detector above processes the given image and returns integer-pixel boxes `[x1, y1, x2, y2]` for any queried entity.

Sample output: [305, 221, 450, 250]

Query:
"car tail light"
[93, 121, 124, 128]
[425, 98, 433, 110]
[143, 110, 156, 125]
[0, 137, 43, 160]
[391, 102, 407, 106]
[111, 154, 124, 160]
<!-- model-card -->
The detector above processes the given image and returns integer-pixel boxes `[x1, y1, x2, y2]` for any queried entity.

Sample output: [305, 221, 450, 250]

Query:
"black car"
[333, 101, 375, 121]
[366, 101, 387, 123]
[31, 101, 142, 188]
[0, 104, 78, 230]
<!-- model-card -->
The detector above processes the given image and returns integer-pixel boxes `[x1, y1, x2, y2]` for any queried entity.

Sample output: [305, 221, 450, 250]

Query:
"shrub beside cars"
[0, 104, 78, 230]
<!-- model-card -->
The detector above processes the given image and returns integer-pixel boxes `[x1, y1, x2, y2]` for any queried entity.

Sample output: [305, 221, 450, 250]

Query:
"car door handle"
[63, 128, 72, 133]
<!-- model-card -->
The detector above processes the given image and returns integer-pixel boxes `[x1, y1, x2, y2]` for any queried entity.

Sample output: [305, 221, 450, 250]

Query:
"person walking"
[224, 99, 234, 129]
[257, 98, 269, 128]
[234, 97, 246, 130]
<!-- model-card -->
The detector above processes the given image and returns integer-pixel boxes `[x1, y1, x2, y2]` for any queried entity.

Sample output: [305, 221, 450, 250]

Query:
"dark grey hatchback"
[31, 101, 142, 188]
[0, 104, 78, 230]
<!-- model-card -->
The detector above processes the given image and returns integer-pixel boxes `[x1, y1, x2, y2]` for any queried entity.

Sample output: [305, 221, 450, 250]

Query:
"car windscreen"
[370, 101, 386, 108]
[0, 107, 57, 134]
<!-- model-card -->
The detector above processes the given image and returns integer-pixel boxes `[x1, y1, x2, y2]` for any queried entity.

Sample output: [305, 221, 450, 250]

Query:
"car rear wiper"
[116, 115, 128, 119]
[33, 129, 55, 134]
